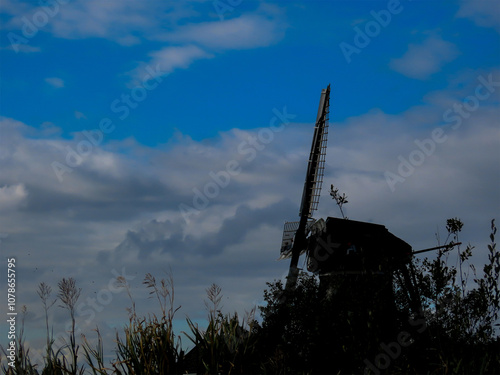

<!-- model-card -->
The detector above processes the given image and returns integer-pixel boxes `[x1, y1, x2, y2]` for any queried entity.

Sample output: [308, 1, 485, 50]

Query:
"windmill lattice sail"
[282, 85, 330, 290]
[279, 219, 316, 260]
[302, 93, 329, 218]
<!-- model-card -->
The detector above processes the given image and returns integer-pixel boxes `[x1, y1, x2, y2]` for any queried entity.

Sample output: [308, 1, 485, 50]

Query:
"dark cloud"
[114, 199, 297, 262]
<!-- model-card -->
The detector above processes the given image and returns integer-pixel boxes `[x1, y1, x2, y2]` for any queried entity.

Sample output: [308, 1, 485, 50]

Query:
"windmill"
[275, 86, 467, 373]
[278, 85, 429, 311]
[281, 85, 330, 291]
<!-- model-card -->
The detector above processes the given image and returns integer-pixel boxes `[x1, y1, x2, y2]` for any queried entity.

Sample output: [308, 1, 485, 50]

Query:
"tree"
[392, 218, 500, 373]
[258, 272, 320, 374]
[258, 219, 500, 374]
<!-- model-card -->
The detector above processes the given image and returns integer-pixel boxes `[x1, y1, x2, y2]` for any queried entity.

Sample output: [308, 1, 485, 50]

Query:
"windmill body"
[280, 85, 417, 309]
[306, 217, 412, 276]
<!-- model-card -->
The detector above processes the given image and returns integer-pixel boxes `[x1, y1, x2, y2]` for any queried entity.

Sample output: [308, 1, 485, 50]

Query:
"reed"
[184, 283, 258, 374]
[111, 272, 183, 375]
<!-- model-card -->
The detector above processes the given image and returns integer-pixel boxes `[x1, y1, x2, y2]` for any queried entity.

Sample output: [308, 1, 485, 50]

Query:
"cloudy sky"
[0, 0, 499, 365]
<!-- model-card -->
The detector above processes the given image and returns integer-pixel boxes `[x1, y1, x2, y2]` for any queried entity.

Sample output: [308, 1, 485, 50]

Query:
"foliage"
[2, 219, 499, 375]
[184, 283, 259, 374]
[81, 329, 107, 375]
[329, 184, 348, 219]
[258, 272, 320, 374]
[385, 218, 499, 374]
[258, 219, 500, 374]
[57, 278, 84, 375]
[1, 307, 40, 375]
[36, 282, 63, 375]
[111, 273, 183, 375]
[399, 219, 500, 345]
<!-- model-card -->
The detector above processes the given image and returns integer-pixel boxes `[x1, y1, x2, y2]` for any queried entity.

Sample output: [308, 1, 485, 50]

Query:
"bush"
[257, 218, 500, 374]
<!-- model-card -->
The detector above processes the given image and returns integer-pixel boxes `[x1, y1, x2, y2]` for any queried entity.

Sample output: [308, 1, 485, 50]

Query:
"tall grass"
[81, 328, 107, 375]
[1, 306, 39, 375]
[36, 282, 62, 375]
[184, 284, 258, 374]
[1, 277, 85, 375]
[0, 272, 263, 375]
[57, 278, 84, 375]
[2, 227, 499, 375]
[110, 273, 183, 374]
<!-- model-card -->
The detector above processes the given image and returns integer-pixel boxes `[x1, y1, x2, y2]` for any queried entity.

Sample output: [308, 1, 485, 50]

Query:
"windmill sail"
[279, 219, 316, 260]
[300, 88, 329, 218]
[279, 221, 299, 259]
[283, 85, 331, 291]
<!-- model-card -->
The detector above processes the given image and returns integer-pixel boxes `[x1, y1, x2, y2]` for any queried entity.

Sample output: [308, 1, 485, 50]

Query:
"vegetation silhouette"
[1, 216, 499, 374]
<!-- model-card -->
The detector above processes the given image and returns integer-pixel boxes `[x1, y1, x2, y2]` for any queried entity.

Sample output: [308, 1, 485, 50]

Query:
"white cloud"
[127, 45, 213, 86]
[2, 1, 287, 88]
[1, 0, 198, 45]
[457, 0, 500, 33]
[74, 111, 87, 120]
[38, 0, 287, 50]
[126, 6, 286, 85]
[45, 77, 64, 88]
[0, 0, 32, 22]
[390, 36, 460, 80]
[159, 13, 287, 50]
[149, 45, 213, 75]
[49, 0, 188, 45]
[2, 44, 41, 53]
[0, 183, 28, 210]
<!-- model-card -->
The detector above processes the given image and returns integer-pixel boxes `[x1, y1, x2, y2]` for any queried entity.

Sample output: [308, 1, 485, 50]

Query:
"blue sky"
[0, 0, 499, 365]
[2, 1, 497, 144]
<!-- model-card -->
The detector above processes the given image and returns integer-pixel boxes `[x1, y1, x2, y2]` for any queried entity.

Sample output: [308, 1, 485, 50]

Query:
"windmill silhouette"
[278, 85, 430, 312]
[280, 85, 330, 291]
[275, 85, 466, 374]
